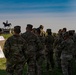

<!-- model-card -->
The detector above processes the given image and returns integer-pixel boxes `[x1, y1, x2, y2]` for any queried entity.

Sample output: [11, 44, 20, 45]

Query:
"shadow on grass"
[0, 64, 27, 75]
[72, 60, 76, 75]
[23, 64, 27, 75]
[0, 69, 6, 75]
[0, 68, 63, 75]
[0, 60, 76, 75]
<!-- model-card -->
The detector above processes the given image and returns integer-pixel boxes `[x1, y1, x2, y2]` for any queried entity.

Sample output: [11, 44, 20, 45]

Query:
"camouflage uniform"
[72, 33, 76, 60]
[60, 33, 74, 75]
[45, 33, 54, 71]
[21, 30, 42, 75]
[3, 35, 26, 75]
[53, 33, 63, 69]
[36, 35, 45, 75]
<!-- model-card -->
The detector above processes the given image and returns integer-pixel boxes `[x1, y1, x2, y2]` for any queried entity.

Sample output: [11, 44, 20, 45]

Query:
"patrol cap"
[27, 24, 33, 29]
[68, 30, 75, 36]
[14, 25, 21, 30]
[14, 25, 21, 33]
[46, 29, 51, 32]
[69, 30, 75, 33]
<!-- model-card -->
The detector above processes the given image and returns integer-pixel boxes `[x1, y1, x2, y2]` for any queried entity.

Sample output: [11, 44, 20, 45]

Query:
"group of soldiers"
[2, 24, 76, 75]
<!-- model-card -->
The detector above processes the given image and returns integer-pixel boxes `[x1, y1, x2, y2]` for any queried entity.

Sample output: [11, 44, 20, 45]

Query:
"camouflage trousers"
[6, 61, 25, 75]
[61, 58, 73, 75]
[36, 55, 44, 75]
[27, 57, 36, 75]
[54, 49, 61, 69]
[46, 51, 54, 71]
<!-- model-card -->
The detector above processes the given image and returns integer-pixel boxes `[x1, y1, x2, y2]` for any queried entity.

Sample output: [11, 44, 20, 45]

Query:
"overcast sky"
[0, 0, 76, 33]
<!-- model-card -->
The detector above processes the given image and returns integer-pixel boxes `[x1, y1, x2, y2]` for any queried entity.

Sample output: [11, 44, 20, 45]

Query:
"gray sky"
[0, 0, 76, 33]
[0, 12, 76, 33]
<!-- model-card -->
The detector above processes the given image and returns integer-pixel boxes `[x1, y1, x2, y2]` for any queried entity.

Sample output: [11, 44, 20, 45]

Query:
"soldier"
[72, 30, 76, 59]
[62, 27, 67, 37]
[32, 28, 36, 34]
[21, 24, 42, 75]
[39, 25, 46, 37]
[3, 26, 27, 75]
[35, 28, 45, 75]
[60, 32, 74, 75]
[53, 29, 63, 69]
[45, 29, 54, 72]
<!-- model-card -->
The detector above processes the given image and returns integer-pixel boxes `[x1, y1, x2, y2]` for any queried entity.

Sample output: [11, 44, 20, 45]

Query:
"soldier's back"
[3, 35, 26, 63]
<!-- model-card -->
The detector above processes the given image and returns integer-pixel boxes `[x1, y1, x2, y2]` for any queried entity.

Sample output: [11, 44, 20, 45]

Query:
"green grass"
[0, 58, 7, 75]
[0, 58, 6, 70]
[1, 34, 12, 39]
[0, 58, 27, 75]
[0, 58, 76, 75]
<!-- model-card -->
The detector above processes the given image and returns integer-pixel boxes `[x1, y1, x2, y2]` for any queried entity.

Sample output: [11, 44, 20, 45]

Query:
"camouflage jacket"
[21, 31, 43, 58]
[37, 36, 45, 56]
[60, 38, 74, 57]
[53, 34, 63, 49]
[3, 35, 27, 63]
[45, 35, 54, 49]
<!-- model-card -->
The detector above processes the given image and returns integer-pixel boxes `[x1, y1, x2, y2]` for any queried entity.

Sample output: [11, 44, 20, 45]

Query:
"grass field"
[0, 58, 76, 75]
[0, 58, 6, 75]
[0, 58, 62, 75]
[1, 34, 12, 39]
